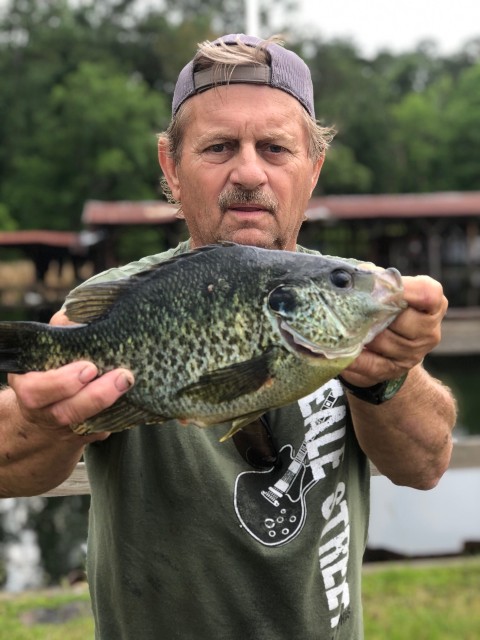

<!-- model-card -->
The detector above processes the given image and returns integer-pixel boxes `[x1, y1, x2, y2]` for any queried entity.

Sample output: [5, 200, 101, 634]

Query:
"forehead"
[184, 84, 307, 137]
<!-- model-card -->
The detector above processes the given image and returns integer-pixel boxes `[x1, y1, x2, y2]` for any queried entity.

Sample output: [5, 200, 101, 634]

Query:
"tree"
[390, 75, 452, 192]
[1, 61, 169, 229]
[0, 0, 212, 230]
[442, 63, 480, 190]
[302, 37, 397, 193]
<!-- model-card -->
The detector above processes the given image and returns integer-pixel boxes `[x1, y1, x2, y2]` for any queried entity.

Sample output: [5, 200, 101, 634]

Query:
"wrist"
[338, 373, 408, 405]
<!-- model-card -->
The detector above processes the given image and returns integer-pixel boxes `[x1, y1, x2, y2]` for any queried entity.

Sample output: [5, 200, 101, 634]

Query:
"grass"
[362, 557, 480, 639]
[0, 586, 94, 640]
[0, 558, 479, 639]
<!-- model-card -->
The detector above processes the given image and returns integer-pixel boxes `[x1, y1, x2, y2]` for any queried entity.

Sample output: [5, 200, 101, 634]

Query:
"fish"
[0, 243, 406, 439]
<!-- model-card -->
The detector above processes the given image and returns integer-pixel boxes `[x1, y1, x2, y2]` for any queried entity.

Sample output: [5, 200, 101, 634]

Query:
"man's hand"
[7, 362, 134, 443]
[0, 310, 135, 497]
[341, 275, 448, 387]
[7, 308, 134, 443]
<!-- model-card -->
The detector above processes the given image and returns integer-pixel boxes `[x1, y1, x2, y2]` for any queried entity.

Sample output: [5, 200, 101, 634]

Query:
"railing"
[434, 308, 480, 355]
[41, 437, 480, 498]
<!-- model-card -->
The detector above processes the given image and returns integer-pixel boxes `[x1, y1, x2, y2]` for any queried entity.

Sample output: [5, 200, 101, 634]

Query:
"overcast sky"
[2, 0, 478, 59]
[295, 0, 479, 57]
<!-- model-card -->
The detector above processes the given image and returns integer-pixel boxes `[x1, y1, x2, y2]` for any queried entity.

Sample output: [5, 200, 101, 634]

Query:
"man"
[0, 35, 456, 639]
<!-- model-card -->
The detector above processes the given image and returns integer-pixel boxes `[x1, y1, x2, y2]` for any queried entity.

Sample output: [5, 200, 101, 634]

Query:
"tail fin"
[0, 321, 42, 373]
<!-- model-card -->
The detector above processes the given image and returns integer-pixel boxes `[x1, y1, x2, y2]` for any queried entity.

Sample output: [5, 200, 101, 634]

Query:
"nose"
[229, 145, 267, 190]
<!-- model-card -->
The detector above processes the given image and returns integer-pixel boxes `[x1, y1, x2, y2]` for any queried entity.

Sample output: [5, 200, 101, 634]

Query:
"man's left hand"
[341, 275, 448, 387]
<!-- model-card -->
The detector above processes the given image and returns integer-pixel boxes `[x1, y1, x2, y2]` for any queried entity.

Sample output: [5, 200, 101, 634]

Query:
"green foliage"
[302, 36, 480, 194]
[390, 78, 451, 192]
[304, 38, 399, 193]
[442, 63, 480, 189]
[0, 0, 213, 231]
[0, 0, 479, 232]
[319, 142, 373, 194]
[3, 61, 168, 230]
[0, 203, 17, 230]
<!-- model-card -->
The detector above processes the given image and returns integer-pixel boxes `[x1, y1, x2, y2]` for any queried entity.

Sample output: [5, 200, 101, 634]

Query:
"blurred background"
[0, 0, 479, 592]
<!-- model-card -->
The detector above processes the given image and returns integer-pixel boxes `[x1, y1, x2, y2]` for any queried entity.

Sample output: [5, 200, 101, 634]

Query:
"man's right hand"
[7, 308, 134, 443]
[7, 362, 134, 443]
[0, 309, 135, 497]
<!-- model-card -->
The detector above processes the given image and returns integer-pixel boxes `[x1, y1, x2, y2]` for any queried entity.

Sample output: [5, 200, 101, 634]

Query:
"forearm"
[347, 365, 456, 489]
[0, 387, 86, 497]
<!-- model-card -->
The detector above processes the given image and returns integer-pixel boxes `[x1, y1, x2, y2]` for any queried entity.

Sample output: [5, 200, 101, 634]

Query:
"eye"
[267, 144, 285, 154]
[268, 287, 298, 316]
[330, 269, 353, 289]
[207, 143, 226, 153]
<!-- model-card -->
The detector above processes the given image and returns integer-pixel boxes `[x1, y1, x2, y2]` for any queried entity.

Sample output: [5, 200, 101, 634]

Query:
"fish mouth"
[278, 320, 361, 361]
[373, 268, 405, 306]
[362, 267, 407, 343]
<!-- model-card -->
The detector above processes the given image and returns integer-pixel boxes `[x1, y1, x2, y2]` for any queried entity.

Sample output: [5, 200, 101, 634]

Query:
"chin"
[222, 228, 282, 250]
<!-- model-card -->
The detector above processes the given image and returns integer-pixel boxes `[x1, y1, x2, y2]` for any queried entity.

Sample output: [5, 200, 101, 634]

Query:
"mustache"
[218, 188, 278, 214]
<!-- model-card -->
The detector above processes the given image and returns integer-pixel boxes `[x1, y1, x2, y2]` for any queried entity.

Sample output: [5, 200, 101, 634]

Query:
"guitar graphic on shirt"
[234, 391, 337, 546]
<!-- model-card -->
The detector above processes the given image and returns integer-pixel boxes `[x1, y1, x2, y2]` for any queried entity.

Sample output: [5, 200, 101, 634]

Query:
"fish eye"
[330, 269, 353, 289]
[268, 287, 298, 316]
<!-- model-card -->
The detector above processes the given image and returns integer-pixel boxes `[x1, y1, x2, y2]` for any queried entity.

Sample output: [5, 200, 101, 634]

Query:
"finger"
[369, 312, 442, 353]
[372, 278, 446, 345]
[49, 368, 134, 428]
[341, 349, 406, 387]
[50, 309, 78, 327]
[402, 276, 447, 316]
[8, 361, 100, 410]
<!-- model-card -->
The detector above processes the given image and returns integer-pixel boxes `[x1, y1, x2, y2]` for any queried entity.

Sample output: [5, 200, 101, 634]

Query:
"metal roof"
[305, 191, 480, 221]
[0, 230, 80, 248]
[3, 191, 478, 250]
[81, 200, 178, 226]
[80, 193, 480, 227]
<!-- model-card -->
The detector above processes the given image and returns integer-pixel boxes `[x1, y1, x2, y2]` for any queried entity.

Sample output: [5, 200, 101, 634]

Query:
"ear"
[309, 155, 324, 196]
[158, 137, 181, 202]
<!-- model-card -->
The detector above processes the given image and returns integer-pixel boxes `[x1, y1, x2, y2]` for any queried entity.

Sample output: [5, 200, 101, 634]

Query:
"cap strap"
[193, 64, 271, 93]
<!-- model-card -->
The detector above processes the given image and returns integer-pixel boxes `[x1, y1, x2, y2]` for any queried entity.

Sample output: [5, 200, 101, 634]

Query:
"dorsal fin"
[64, 243, 237, 324]
[65, 279, 132, 323]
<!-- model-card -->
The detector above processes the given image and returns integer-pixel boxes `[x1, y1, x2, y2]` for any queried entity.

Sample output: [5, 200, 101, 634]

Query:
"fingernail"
[115, 372, 134, 392]
[79, 364, 98, 384]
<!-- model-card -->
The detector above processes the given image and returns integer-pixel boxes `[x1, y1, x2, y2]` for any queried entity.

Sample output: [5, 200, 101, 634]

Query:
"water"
[369, 466, 480, 556]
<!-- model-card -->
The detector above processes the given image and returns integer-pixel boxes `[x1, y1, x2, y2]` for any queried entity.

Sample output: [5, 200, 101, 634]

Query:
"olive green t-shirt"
[77, 242, 370, 639]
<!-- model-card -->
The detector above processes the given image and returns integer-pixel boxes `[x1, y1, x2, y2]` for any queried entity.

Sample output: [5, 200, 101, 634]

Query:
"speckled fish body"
[0, 243, 406, 437]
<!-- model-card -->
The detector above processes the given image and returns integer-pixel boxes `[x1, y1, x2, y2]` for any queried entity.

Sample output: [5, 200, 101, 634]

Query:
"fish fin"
[0, 322, 25, 372]
[64, 280, 133, 324]
[71, 397, 166, 435]
[0, 321, 50, 373]
[64, 243, 237, 324]
[177, 349, 276, 405]
[219, 411, 266, 442]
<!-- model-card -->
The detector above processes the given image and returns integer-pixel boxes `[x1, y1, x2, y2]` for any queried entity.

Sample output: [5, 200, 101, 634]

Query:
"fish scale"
[0, 243, 406, 438]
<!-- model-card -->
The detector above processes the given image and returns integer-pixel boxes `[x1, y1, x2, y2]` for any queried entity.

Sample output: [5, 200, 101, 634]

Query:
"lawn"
[0, 587, 94, 640]
[0, 557, 479, 639]
[362, 557, 480, 639]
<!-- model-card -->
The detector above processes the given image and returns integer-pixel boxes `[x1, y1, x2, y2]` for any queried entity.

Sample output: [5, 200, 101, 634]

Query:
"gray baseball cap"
[172, 34, 315, 118]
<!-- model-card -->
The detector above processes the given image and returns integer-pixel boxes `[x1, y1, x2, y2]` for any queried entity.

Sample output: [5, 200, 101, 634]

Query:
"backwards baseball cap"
[172, 34, 315, 118]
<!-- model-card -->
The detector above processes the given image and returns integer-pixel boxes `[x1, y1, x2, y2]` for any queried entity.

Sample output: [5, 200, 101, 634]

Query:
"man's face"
[161, 84, 323, 251]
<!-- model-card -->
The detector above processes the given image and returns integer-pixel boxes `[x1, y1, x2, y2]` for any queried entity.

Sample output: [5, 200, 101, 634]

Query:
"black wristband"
[338, 373, 407, 405]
